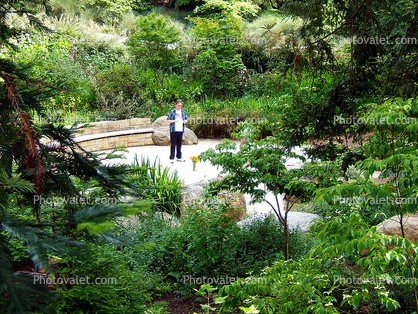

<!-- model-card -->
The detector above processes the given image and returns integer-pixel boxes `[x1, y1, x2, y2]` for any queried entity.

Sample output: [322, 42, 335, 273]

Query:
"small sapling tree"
[200, 122, 328, 260]
[187, 15, 244, 98]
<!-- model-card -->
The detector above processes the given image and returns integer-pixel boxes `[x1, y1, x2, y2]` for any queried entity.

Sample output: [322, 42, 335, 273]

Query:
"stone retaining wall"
[74, 118, 154, 152]
[76, 132, 154, 151]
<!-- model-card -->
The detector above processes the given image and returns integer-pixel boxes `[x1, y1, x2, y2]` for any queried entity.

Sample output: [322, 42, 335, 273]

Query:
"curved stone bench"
[42, 117, 199, 152]
[73, 118, 154, 152]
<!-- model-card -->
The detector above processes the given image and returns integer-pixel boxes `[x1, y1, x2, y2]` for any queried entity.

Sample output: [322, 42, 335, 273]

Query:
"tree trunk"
[399, 214, 418, 313]
[284, 216, 289, 261]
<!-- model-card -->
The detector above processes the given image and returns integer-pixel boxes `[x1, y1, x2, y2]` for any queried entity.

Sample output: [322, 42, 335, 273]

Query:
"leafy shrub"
[12, 33, 96, 111]
[188, 16, 244, 98]
[95, 91, 147, 120]
[162, 72, 188, 102]
[133, 204, 310, 281]
[130, 0, 154, 13]
[233, 214, 311, 274]
[74, 45, 123, 71]
[217, 215, 414, 313]
[193, 0, 259, 20]
[239, 43, 271, 73]
[128, 12, 183, 104]
[85, 0, 133, 19]
[144, 100, 176, 121]
[217, 258, 344, 313]
[93, 63, 142, 100]
[300, 200, 390, 227]
[173, 0, 202, 9]
[48, 245, 168, 314]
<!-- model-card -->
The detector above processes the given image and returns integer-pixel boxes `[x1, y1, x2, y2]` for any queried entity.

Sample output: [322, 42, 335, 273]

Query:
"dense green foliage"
[131, 155, 183, 216]
[188, 15, 244, 98]
[116, 202, 310, 285]
[128, 12, 183, 104]
[3, 0, 418, 313]
[217, 215, 418, 313]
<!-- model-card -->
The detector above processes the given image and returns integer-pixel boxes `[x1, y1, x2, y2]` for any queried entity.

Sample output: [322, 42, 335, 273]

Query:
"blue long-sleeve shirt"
[167, 109, 188, 132]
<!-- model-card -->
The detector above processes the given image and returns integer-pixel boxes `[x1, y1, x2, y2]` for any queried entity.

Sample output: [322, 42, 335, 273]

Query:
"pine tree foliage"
[0, 2, 149, 312]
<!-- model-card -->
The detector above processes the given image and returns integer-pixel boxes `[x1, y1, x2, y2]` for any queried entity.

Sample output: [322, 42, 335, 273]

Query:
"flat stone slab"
[238, 211, 320, 233]
[287, 211, 321, 232]
[73, 128, 154, 143]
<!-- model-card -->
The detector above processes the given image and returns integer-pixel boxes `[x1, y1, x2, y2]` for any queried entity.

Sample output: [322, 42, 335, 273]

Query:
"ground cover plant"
[113, 196, 311, 302]
[3, 0, 418, 313]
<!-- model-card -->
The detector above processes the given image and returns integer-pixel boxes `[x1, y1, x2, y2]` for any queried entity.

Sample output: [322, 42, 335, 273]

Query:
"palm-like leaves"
[0, 169, 35, 212]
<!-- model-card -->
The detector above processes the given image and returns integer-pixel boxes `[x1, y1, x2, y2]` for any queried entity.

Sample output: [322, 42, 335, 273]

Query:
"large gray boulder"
[152, 126, 198, 146]
[152, 127, 171, 146]
[376, 213, 418, 242]
[152, 116, 170, 129]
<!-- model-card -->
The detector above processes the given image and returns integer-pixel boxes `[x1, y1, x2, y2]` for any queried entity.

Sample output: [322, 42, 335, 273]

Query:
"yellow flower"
[158, 175, 160, 179]
[190, 156, 200, 162]
[11, 199, 14, 203]
[267, 95, 269, 97]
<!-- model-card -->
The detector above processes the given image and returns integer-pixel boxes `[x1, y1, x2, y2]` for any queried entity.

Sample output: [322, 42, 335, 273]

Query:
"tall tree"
[0, 2, 148, 312]
[272, 0, 418, 156]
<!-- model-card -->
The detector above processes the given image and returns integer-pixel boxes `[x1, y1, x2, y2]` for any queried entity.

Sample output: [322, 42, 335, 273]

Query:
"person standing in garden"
[167, 100, 188, 163]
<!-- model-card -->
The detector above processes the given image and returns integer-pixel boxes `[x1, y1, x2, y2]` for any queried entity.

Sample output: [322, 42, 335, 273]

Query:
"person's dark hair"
[176, 100, 183, 105]
[236, 116, 245, 123]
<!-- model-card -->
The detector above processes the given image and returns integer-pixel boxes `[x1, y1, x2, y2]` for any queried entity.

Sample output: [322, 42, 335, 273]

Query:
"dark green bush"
[239, 43, 271, 73]
[48, 245, 169, 314]
[95, 91, 148, 120]
[127, 208, 311, 283]
[94, 63, 142, 100]
[233, 214, 311, 274]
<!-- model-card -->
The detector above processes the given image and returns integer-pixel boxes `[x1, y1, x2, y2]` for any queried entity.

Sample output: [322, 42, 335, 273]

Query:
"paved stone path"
[104, 139, 320, 232]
